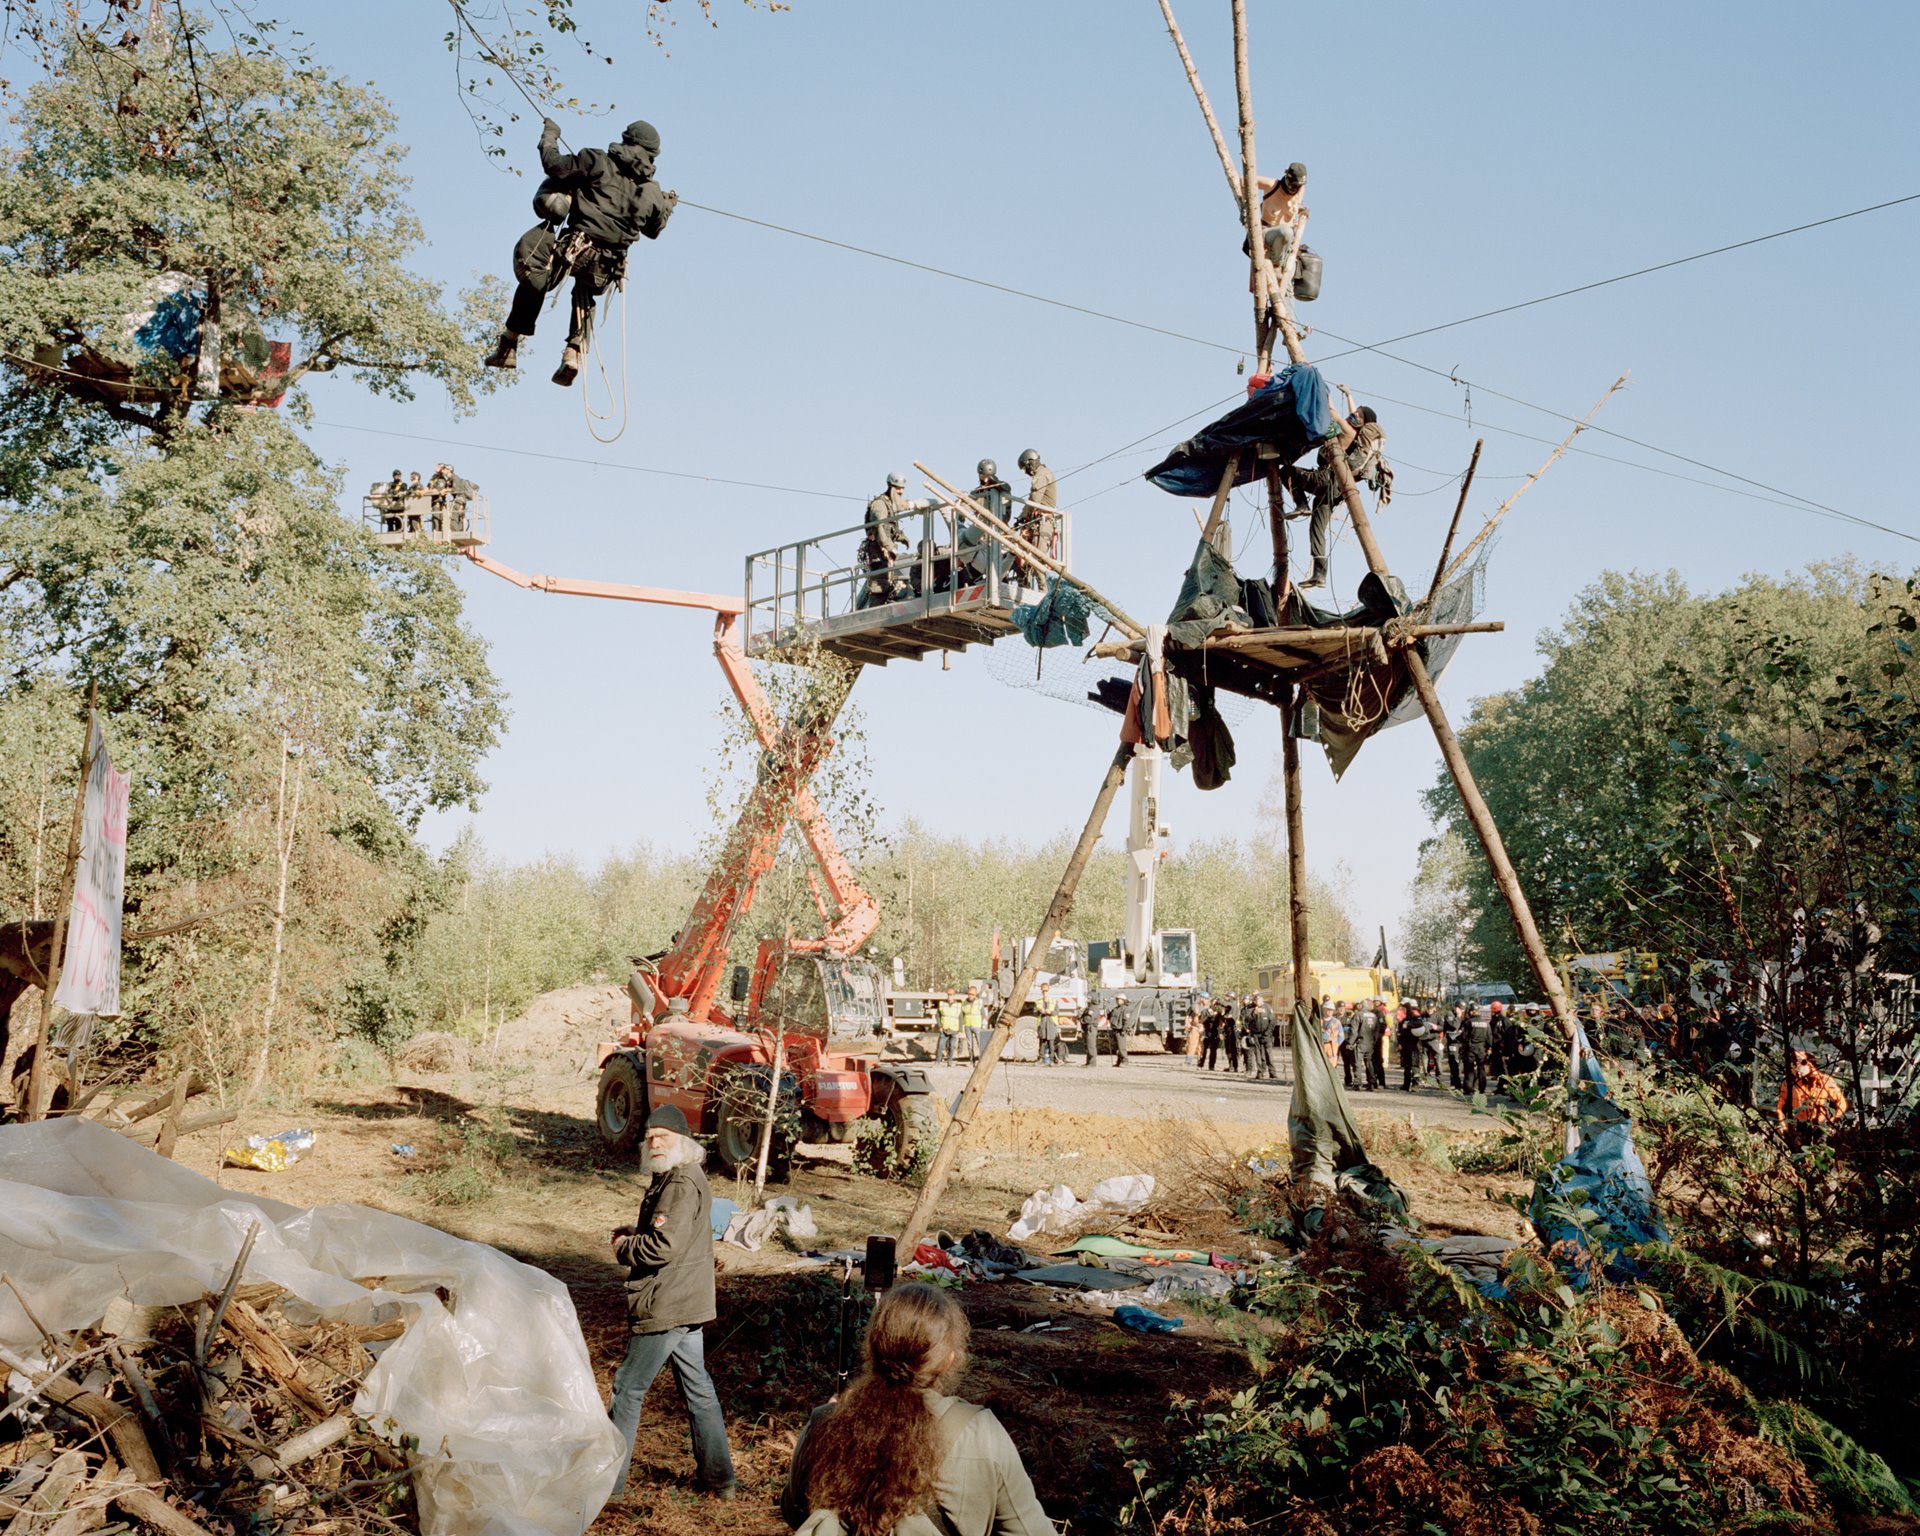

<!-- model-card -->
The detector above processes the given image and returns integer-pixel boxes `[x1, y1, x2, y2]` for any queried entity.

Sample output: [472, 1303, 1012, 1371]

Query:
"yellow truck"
[1256, 960, 1402, 1016]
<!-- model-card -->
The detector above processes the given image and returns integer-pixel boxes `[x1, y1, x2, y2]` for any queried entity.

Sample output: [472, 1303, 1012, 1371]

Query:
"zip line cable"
[1308, 193, 1920, 358]
[314, 418, 860, 502]
[675, 200, 1246, 358]
[677, 194, 1915, 536]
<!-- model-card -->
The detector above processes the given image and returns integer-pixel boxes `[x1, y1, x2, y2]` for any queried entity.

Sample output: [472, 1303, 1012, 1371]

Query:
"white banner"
[52, 714, 129, 1018]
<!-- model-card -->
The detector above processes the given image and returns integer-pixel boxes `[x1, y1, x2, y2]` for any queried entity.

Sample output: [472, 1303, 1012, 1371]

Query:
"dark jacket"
[539, 128, 675, 249]
[616, 1160, 716, 1333]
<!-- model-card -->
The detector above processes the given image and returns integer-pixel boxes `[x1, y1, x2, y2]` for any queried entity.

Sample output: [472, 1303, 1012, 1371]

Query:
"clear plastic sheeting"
[0, 1119, 623, 1536]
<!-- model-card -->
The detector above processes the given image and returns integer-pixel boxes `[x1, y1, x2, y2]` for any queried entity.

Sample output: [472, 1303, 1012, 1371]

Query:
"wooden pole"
[1443, 375, 1626, 586]
[1230, 0, 1277, 369]
[898, 746, 1131, 1252]
[1200, 451, 1241, 548]
[1266, 462, 1290, 602]
[26, 692, 95, 1121]
[913, 462, 1148, 639]
[1425, 439, 1483, 606]
[1152, 0, 1242, 205]
[1401, 646, 1576, 1042]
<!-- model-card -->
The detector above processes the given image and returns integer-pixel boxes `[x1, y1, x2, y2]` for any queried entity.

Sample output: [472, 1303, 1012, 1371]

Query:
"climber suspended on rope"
[484, 116, 677, 387]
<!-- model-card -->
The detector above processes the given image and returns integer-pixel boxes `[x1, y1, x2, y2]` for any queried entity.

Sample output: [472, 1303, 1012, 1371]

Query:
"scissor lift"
[743, 500, 1073, 665]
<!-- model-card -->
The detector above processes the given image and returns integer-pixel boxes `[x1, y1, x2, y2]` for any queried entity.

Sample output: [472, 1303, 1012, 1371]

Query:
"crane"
[461, 549, 931, 1174]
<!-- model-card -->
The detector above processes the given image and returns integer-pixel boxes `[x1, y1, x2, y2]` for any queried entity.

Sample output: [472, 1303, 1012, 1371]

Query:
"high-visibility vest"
[936, 1000, 962, 1033]
[961, 999, 984, 1030]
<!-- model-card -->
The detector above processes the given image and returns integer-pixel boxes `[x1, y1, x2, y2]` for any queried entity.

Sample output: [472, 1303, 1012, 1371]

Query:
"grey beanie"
[621, 120, 662, 153]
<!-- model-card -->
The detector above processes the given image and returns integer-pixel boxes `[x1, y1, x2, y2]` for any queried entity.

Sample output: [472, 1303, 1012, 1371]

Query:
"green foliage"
[0, 27, 507, 1091]
[1754, 1400, 1920, 1518]
[1128, 1245, 1839, 1535]
[0, 13, 506, 431]
[1396, 827, 1484, 996]
[1420, 563, 1898, 983]
[405, 1113, 515, 1207]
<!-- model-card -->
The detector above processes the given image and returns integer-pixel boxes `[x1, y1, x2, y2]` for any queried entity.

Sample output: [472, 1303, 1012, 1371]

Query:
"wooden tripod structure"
[900, 0, 1605, 1249]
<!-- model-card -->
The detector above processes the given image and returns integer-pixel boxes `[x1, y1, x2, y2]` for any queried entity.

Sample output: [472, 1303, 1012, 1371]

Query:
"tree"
[1421, 564, 1889, 983]
[1398, 829, 1481, 999]
[0, 15, 505, 434]
[0, 26, 508, 1091]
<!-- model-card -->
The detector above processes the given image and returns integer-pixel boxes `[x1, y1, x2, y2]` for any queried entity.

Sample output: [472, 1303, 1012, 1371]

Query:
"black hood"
[607, 141, 656, 182]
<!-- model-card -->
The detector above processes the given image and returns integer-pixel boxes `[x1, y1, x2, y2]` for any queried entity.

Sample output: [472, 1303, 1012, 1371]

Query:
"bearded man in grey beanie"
[605, 1104, 737, 1501]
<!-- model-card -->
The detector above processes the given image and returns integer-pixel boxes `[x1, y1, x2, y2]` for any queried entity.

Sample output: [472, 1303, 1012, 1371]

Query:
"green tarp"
[1287, 1002, 1407, 1216]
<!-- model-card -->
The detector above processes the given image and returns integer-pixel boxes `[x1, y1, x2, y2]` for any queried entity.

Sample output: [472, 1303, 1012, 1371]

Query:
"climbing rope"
[580, 278, 630, 445]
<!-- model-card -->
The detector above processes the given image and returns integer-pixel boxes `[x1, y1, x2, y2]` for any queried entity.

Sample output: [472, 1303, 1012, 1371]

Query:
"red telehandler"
[465, 550, 936, 1178]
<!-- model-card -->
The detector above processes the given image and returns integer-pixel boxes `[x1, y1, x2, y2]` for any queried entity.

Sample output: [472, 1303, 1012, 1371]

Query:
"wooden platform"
[751, 579, 1042, 665]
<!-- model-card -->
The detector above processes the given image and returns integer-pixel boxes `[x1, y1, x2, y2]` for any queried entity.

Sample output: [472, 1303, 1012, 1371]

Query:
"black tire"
[595, 1054, 647, 1156]
[714, 1067, 796, 1180]
[801, 1110, 858, 1145]
[887, 1092, 942, 1172]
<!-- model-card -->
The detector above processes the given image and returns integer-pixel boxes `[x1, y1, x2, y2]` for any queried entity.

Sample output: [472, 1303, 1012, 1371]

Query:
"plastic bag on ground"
[0, 1119, 621, 1536]
[723, 1195, 817, 1252]
[1008, 1174, 1157, 1242]
[222, 1127, 315, 1172]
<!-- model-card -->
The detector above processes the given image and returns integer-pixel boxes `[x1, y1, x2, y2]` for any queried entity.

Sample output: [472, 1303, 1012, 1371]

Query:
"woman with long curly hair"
[781, 1282, 1055, 1536]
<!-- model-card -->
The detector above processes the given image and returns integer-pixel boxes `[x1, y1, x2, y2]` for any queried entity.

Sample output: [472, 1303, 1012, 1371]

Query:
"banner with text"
[52, 714, 129, 1018]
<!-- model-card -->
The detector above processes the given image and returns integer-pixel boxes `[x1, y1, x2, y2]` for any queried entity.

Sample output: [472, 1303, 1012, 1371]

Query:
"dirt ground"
[142, 984, 1529, 1534]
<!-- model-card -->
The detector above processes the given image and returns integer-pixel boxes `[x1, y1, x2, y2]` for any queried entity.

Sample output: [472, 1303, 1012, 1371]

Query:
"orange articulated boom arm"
[462, 550, 882, 1013]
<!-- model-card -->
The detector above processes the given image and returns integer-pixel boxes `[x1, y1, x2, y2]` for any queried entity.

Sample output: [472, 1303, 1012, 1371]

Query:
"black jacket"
[615, 1161, 716, 1334]
[539, 128, 675, 249]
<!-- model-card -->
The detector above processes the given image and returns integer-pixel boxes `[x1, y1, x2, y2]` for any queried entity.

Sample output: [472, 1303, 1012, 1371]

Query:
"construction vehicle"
[1086, 746, 1199, 1046]
[1559, 951, 1668, 1015]
[457, 547, 937, 1177]
[1257, 960, 1401, 1015]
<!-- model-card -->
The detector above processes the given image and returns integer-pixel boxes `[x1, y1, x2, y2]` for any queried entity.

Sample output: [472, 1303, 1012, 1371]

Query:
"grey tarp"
[1287, 1002, 1406, 1216]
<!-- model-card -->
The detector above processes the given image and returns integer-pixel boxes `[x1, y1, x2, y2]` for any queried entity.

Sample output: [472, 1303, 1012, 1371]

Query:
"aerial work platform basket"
[361, 493, 492, 551]
[744, 501, 1074, 664]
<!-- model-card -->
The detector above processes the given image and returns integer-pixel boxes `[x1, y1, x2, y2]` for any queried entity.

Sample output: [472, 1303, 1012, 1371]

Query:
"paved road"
[913, 1046, 1501, 1132]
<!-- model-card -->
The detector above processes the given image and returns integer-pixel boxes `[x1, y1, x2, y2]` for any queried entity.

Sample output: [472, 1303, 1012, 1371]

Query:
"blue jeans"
[935, 1030, 959, 1064]
[608, 1326, 735, 1496]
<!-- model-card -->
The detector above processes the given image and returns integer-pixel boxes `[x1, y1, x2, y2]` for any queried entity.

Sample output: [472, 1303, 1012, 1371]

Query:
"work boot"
[551, 343, 581, 387]
[1299, 559, 1328, 590]
[482, 331, 520, 370]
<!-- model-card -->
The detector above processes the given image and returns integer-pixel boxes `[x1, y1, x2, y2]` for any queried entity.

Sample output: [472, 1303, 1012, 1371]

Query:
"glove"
[663, 188, 679, 204]
[540, 116, 560, 140]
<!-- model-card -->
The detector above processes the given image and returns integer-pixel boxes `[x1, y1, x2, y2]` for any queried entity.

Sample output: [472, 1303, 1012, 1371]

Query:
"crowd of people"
[366, 463, 479, 535]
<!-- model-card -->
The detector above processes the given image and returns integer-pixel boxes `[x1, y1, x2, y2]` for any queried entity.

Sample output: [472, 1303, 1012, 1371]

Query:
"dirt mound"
[489, 982, 628, 1074]
[394, 1030, 471, 1073]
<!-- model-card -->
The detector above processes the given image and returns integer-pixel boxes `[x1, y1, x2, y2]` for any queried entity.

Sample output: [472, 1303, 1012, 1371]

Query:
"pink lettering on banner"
[52, 715, 130, 1018]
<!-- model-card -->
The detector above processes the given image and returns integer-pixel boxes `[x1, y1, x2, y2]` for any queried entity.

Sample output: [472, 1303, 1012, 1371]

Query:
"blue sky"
[292, 0, 1919, 956]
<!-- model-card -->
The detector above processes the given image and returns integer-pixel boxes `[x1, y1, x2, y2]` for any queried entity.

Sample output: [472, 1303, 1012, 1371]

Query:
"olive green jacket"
[614, 1161, 715, 1333]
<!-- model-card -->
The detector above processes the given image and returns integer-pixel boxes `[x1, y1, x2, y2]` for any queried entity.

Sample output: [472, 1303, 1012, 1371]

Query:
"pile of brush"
[0, 1245, 430, 1536]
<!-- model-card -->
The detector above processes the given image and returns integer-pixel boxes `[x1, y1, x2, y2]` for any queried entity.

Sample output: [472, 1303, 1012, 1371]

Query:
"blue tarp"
[1142, 364, 1336, 497]
[1530, 1024, 1669, 1281]
[1011, 579, 1093, 649]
